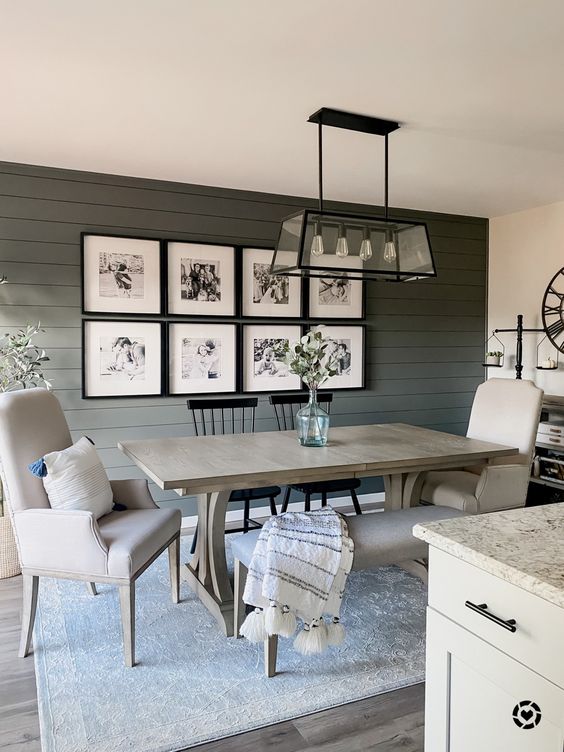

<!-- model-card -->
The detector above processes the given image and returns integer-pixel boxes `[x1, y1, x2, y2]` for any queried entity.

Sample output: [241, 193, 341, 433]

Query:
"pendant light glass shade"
[271, 209, 436, 281]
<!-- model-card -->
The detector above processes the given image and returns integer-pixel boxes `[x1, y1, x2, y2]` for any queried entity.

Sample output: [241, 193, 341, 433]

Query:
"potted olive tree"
[0, 324, 50, 579]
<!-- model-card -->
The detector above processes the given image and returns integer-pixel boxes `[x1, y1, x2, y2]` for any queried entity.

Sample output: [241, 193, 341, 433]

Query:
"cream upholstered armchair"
[419, 378, 543, 514]
[0, 388, 181, 667]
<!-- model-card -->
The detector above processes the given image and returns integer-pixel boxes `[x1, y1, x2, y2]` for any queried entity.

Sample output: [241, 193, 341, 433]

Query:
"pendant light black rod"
[318, 122, 324, 213]
[384, 133, 389, 220]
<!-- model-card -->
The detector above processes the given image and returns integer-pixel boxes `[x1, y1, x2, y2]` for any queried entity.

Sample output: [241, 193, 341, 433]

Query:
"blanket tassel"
[293, 619, 328, 655]
[326, 616, 345, 646]
[265, 602, 297, 638]
[240, 608, 267, 643]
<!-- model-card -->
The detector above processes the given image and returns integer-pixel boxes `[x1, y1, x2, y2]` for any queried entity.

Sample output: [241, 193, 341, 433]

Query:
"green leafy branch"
[0, 323, 51, 393]
[285, 327, 339, 389]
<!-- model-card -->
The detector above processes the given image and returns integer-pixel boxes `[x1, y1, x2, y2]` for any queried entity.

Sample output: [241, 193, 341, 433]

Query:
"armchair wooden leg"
[119, 583, 136, 667]
[18, 575, 39, 658]
[264, 634, 278, 677]
[168, 535, 180, 604]
[86, 582, 98, 596]
[304, 492, 311, 512]
[233, 559, 248, 638]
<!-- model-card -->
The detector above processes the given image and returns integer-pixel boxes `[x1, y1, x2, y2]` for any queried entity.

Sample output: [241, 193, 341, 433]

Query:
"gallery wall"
[0, 161, 487, 516]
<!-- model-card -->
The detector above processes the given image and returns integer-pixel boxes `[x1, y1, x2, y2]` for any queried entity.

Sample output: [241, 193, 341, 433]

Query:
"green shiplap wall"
[0, 161, 487, 515]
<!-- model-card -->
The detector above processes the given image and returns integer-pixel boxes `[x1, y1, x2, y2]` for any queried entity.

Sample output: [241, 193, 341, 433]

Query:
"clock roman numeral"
[544, 304, 562, 316]
[546, 319, 564, 341]
[547, 285, 564, 301]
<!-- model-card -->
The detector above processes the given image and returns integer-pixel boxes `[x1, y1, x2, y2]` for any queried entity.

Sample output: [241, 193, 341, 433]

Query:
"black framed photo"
[168, 322, 237, 396]
[81, 233, 162, 315]
[308, 255, 364, 319]
[241, 247, 302, 318]
[316, 325, 366, 390]
[82, 319, 164, 398]
[242, 324, 302, 393]
[167, 241, 236, 316]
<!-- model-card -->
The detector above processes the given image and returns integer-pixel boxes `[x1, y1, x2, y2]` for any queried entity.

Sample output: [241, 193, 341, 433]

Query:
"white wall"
[489, 200, 564, 395]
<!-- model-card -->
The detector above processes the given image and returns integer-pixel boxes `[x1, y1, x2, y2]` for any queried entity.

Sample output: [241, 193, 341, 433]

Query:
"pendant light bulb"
[335, 224, 349, 258]
[310, 222, 324, 256]
[383, 230, 397, 264]
[359, 228, 373, 261]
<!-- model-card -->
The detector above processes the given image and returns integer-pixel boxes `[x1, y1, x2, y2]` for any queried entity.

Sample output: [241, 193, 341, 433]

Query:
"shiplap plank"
[0, 261, 80, 286]
[0, 239, 78, 264]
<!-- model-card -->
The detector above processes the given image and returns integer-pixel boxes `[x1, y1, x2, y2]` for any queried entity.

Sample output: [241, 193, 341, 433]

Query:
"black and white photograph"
[167, 241, 236, 316]
[99, 252, 144, 299]
[308, 257, 364, 319]
[83, 320, 163, 398]
[82, 234, 162, 315]
[168, 323, 237, 395]
[242, 248, 302, 317]
[181, 259, 221, 302]
[318, 325, 365, 390]
[242, 324, 301, 392]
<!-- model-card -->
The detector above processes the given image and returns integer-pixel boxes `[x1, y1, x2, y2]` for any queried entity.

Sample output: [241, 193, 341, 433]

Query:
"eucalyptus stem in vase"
[285, 328, 338, 447]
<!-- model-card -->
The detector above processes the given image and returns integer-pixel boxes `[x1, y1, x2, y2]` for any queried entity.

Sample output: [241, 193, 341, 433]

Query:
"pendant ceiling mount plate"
[307, 107, 400, 136]
[270, 107, 436, 283]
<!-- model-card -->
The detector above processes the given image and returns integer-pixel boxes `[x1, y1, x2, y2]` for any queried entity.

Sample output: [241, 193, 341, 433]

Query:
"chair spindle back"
[269, 393, 333, 431]
[187, 397, 258, 437]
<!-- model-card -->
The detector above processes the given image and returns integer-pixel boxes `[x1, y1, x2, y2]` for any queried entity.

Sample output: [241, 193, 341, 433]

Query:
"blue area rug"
[34, 537, 426, 752]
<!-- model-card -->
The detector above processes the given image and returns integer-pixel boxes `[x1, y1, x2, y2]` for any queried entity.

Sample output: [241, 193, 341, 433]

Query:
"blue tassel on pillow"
[28, 458, 47, 478]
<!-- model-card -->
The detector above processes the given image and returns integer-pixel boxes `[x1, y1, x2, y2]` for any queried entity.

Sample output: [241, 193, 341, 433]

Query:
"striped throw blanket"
[240, 508, 354, 655]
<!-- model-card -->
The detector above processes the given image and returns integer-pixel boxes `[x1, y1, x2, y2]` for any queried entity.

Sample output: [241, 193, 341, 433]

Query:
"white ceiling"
[3, 0, 564, 218]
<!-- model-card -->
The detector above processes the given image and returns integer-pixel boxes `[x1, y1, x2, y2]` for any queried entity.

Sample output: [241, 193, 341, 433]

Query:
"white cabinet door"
[425, 608, 564, 752]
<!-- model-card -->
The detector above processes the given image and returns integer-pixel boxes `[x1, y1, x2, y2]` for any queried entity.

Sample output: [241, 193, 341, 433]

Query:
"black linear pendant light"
[269, 108, 436, 282]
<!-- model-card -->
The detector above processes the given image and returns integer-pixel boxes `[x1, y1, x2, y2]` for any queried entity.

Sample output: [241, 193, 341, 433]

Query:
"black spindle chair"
[187, 397, 280, 554]
[269, 393, 362, 515]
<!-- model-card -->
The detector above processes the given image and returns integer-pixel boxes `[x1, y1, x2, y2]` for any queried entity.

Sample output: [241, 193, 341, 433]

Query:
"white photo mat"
[168, 323, 237, 395]
[167, 242, 235, 316]
[82, 234, 161, 315]
[308, 255, 364, 319]
[242, 248, 302, 317]
[83, 320, 163, 397]
[317, 325, 365, 390]
[243, 324, 302, 392]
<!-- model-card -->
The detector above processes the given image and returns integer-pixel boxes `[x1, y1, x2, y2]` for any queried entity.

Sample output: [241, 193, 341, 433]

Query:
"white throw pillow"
[42, 437, 113, 519]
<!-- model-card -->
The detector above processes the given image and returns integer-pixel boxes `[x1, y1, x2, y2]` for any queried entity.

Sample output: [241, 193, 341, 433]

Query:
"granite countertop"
[413, 504, 564, 609]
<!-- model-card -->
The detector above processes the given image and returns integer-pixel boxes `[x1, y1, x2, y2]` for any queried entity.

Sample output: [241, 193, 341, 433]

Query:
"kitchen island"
[414, 504, 564, 751]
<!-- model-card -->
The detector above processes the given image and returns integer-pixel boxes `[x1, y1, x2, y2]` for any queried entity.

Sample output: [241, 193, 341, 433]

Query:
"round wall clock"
[542, 267, 564, 353]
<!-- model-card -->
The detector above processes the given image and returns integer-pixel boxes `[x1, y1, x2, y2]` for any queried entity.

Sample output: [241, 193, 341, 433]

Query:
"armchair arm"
[13, 508, 109, 576]
[110, 479, 158, 510]
[475, 464, 530, 514]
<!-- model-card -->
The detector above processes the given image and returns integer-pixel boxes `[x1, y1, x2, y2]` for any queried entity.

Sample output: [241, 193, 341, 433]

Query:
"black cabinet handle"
[465, 601, 517, 633]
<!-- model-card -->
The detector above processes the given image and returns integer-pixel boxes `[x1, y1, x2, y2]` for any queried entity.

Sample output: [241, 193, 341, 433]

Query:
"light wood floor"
[0, 573, 424, 752]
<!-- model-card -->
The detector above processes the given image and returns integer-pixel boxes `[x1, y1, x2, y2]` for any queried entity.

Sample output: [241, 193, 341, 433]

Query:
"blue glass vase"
[296, 388, 330, 447]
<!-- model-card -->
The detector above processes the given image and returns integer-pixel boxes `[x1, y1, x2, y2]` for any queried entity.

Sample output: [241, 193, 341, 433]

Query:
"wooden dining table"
[119, 423, 516, 636]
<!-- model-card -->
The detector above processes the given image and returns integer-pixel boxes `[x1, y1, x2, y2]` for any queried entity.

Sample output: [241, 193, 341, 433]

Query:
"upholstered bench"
[232, 505, 466, 676]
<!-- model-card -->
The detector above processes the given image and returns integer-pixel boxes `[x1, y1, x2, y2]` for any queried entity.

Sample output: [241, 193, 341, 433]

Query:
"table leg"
[383, 474, 406, 511]
[181, 489, 234, 636]
[402, 471, 425, 508]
